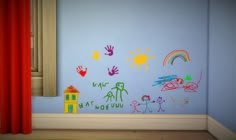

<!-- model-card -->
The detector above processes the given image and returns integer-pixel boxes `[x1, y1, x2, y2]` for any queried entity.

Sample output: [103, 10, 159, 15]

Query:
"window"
[66, 95, 69, 100]
[72, 95, 76, 100]
[31, 0, 57, 96]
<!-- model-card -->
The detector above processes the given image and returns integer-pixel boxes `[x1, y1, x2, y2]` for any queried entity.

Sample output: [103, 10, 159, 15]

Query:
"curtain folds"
[0, 0, 32, 134]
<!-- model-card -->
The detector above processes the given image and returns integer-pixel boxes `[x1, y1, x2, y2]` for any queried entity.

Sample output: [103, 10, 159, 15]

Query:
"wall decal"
[104, 45, 114, 56]
[108, 66, 119, 76]
[138, 95, 153, 113]
[170, 96, 189, 107]
[92, 82, 109, 90]
[92, 50, 100, 60]
[130, 100, 140, 113]
[76, 66, 87, 77]
[64, 85, 80, 113]
[163, 50, 190, 66]
[153, 96, 165, 112]
[126, 48, 156, 72]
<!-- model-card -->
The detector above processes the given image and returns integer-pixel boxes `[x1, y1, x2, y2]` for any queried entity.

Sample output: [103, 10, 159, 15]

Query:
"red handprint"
[108, 66, 119, 76]
[76, 66, 87, 77]
[105, 45, 114, 56]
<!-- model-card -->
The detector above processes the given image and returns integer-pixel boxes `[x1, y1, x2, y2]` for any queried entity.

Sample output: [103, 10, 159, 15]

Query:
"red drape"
[0, 0, 32, 134]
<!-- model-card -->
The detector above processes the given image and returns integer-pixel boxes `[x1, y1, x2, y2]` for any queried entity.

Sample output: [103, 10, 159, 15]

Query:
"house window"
[31, 0, 57, 96]
[66, 95, 69, 100]
[72, 95, 76, 100]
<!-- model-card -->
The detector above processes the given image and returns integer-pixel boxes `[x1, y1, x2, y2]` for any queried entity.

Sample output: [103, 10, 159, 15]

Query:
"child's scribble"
[153, 96, 165, 112]
[105, 45, 114, 56]
[161, 78, 183, 91]
[92, 82, 109, 90]
[152, 75, 178, 86]
[138, 95, 153, 113]
[78, 101, 94, 109]
[108, 66, 119, 76]
[182, 72, 202, 92]
[171, 96, 189, 108]
[111, 82, 128, 102]
[130, 100, 140, 113]
[104, 91, 115, 102]
[153, 71, 202, 92]
[76, 66, 87, 77]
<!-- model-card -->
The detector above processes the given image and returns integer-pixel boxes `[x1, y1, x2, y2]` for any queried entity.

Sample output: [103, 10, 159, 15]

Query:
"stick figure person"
[111, 82, 128, 102]
[130, 100, 140, 113]
[138, 95, 153, 113]
[104, 91, 115, 102]
[153, 96, 165, 112]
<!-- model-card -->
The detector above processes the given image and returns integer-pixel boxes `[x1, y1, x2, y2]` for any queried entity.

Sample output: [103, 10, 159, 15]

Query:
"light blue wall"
[208, 0, 236, 132]
[33, 0, 208, 114]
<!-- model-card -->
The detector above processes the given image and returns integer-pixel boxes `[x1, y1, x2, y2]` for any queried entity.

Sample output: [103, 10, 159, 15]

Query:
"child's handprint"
[76, 66, 87, 77]
[108, 66, 119, 76]
[105, 45, 114, 56]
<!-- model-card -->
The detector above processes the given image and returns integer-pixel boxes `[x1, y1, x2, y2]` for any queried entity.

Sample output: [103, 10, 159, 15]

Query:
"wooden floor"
[0, 130, 217, 140]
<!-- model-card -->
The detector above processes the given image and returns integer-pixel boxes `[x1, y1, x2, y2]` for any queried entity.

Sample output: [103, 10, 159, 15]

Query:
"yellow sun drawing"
[127, 48, 156, 72]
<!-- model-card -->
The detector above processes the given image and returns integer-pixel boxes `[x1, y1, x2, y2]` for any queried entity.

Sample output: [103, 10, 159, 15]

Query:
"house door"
[68, 104, 73, 113]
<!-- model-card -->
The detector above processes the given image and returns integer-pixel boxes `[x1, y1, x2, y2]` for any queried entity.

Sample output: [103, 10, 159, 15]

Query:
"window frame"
[31, 0, 57, 96]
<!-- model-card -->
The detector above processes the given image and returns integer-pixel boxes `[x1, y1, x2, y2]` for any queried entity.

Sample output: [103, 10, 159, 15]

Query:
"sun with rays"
[126, 48, 156, 72]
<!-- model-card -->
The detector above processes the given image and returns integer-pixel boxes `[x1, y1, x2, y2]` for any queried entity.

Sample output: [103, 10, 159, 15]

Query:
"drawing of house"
[64, 85, 80, 113]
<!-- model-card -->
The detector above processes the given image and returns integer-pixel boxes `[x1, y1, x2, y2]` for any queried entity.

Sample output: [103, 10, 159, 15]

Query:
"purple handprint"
[108, 66, 119, 76]
[105, 45, 114, 56]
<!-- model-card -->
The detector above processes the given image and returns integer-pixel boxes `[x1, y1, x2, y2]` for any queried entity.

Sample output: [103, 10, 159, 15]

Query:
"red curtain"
[0, 0, 32, 134]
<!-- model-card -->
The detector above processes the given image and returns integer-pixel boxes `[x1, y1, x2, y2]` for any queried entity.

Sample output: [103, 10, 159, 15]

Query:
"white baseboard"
[208, 116, 236, 140]
[32, 114, 207, 130]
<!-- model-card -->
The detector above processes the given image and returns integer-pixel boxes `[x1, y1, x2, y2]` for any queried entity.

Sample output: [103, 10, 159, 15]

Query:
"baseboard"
[208, 116, 236, 140]
[32, 114, 207, 130]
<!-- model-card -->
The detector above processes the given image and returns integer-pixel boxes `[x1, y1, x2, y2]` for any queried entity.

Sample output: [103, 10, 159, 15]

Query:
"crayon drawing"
[153, 72, 202, 92]
[130, 100, 140, 113]
[127, 48, 156, 72]
[64, 85, 80, 114]
[138, 95, 153, 113]
[163, 50, 190, 66]
[153, 96, 165, 112]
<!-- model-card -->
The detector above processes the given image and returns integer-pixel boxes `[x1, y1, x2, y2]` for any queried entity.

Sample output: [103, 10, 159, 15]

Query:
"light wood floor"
[0, 130, 217, 140]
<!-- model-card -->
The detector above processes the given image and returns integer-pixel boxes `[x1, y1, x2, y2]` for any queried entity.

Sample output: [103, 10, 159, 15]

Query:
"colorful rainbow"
[163, 50, 190, 66]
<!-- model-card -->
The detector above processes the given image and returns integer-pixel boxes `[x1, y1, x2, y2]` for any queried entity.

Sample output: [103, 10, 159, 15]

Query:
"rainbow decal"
[163, 50, 190, 66]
